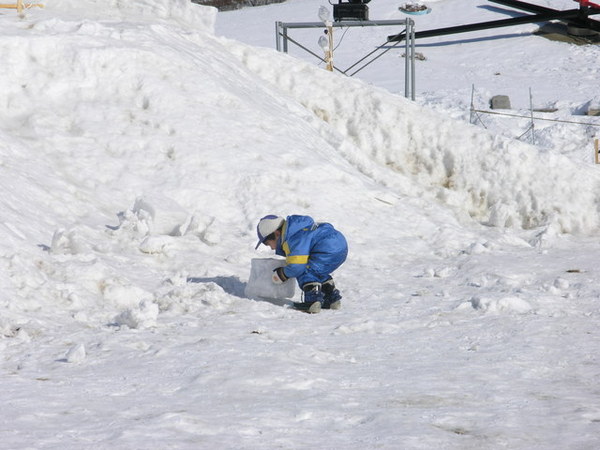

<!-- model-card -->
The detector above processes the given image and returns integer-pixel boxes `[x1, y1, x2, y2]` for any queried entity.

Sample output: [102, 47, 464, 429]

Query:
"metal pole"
[410, 18, 415, 101]
[283, 25, 289, 53]
[470, 84, 475, 124]
[326, 21, 334, 71]
[404, 19, 410, 99]
[276, 21, 281, 52]
[529, 88, 535, 145]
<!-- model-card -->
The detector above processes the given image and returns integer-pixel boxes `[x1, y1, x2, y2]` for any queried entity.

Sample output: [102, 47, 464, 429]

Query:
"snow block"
[244, 258, 295, 299]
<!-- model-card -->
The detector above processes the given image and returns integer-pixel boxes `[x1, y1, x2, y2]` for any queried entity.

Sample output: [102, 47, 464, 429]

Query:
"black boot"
[294, 282, 324, 314]
[322, 278, 342, 310]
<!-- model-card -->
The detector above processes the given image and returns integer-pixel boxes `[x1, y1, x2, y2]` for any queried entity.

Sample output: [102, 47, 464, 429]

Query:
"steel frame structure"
[388, 0, 600, 42]
[275, 19, 417, 99]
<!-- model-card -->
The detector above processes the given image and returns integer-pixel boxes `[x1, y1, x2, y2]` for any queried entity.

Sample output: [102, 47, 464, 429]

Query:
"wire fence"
[469, 86, 600, 149]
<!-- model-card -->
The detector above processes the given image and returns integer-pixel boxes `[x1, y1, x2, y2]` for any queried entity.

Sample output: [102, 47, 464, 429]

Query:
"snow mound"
[47, 0, 217, 31]
[468, 295, 533, 314]
[225, 43, 600, 234]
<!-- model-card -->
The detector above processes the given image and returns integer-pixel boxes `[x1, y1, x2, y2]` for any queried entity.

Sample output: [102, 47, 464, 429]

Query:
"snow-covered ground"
[1, 0, 599, 448]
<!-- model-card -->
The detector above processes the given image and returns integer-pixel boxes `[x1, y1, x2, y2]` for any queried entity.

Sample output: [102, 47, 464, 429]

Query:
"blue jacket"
[275, 215, 348, 281]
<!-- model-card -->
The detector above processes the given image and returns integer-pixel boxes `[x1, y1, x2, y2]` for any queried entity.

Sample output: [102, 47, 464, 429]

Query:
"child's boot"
[294, 282, 324, 313]
[322, 278, 342, 310]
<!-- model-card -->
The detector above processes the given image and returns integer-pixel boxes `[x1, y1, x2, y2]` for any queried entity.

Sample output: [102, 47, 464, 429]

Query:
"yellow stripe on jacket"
[286, 254, 309, 265]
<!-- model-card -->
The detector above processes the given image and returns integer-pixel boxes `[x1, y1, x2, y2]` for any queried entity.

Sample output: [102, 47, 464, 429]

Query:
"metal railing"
[275, 19, 416, 100]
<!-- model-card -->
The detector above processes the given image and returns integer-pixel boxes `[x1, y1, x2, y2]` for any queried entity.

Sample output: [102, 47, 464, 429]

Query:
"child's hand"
[272, 267, 288, 284]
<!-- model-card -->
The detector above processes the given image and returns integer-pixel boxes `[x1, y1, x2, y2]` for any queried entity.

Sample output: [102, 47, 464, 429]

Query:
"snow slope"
[1, 0, 600, 448]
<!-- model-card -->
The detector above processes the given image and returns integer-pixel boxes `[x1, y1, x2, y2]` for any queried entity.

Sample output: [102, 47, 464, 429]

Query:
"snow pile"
[224, 42, 600, 233]
[48, 0, 217, 30]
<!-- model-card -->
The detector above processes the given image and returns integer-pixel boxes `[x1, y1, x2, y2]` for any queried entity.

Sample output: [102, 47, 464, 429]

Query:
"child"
[255, 214, 348, 313]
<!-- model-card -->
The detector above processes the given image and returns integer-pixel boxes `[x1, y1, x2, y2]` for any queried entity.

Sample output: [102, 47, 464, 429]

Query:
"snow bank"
[47, 0, 217, 31]
[224, 42, 600, 234]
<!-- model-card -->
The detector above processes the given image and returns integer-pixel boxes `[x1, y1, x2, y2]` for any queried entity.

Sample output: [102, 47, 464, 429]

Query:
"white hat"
[255, 215, 284, 249]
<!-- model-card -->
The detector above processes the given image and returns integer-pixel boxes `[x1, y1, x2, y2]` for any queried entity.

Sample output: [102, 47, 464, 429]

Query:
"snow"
[1, 0, 599, 448]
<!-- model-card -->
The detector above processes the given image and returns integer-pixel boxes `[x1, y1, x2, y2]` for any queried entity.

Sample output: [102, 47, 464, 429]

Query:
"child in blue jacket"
[255, 214, 348, 313]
